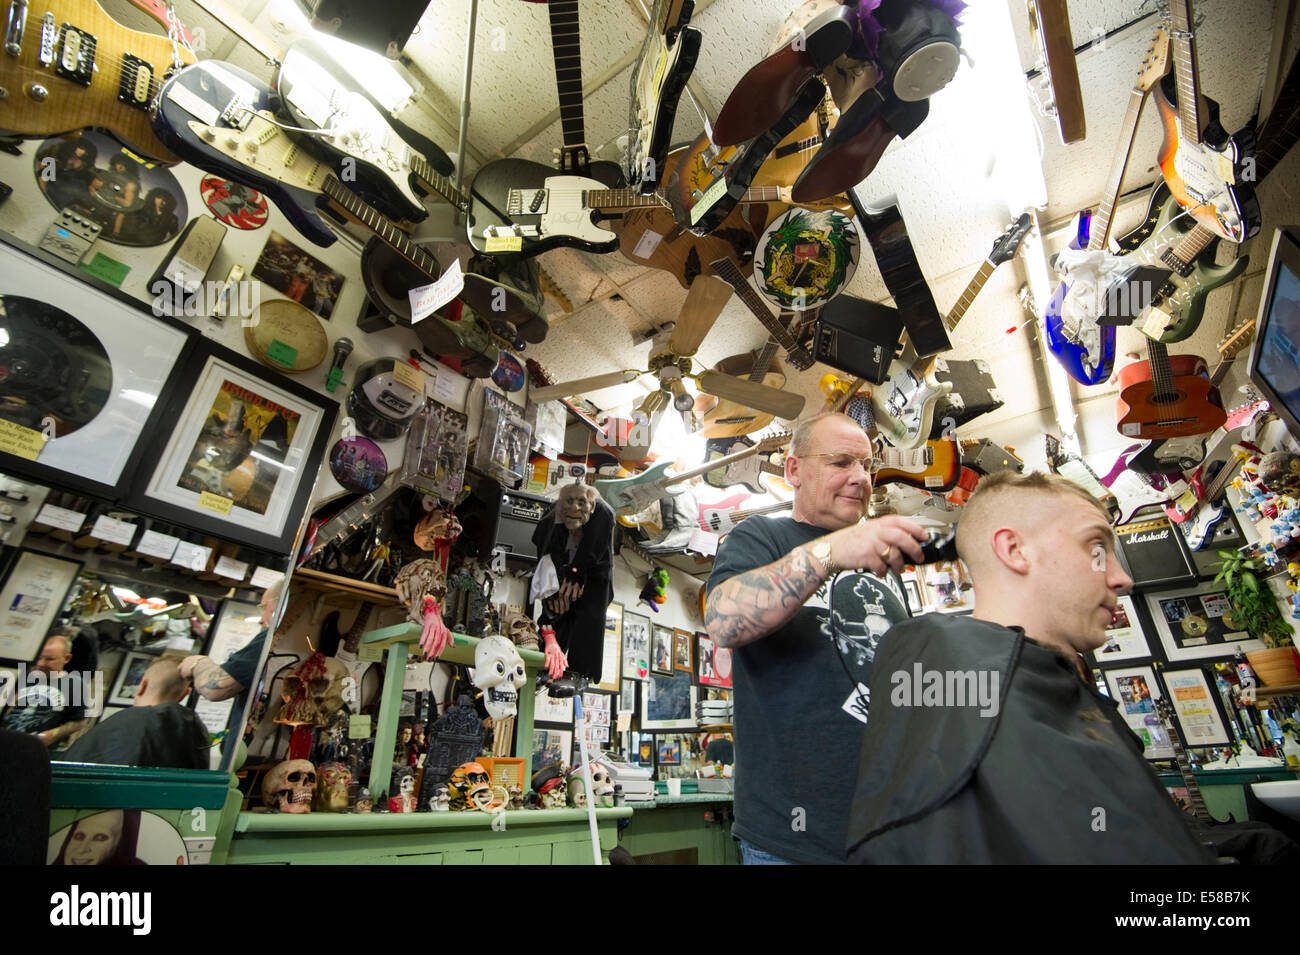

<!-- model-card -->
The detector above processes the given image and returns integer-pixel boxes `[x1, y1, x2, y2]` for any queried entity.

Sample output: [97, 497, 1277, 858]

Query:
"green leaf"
[1244, 573, 1259, 592]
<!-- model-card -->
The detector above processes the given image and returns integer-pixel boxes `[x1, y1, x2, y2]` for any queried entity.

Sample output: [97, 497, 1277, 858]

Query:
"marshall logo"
[1125, 529, 1170, 544]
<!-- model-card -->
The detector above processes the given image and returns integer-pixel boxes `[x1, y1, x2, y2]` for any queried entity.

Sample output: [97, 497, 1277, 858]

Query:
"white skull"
[567, 774, 587, 808]
[590, 763, 615, 808]
[504, 612, 540, 651]
[541, 782, 568, 809]
[470, 635, 527, 720]
[262, 759, 316, 813]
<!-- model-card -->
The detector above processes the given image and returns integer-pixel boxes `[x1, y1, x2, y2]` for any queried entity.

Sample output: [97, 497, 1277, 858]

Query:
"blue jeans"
[739, 839, 797, 865]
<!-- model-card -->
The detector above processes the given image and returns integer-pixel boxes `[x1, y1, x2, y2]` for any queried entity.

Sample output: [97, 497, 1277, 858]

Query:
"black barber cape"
[58, 703, 212, 770]
[846, 614, 1213, 864]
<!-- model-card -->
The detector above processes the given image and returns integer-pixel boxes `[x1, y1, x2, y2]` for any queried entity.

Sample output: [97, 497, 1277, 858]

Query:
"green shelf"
[235, 807, 632, 833]
[361, 623, 546, 669]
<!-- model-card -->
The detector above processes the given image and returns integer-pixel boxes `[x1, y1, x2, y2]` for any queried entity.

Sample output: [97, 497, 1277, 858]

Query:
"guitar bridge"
[506, 188, 547, 216]
[54, 24, 95, 87]
[219, 97, 252, 130]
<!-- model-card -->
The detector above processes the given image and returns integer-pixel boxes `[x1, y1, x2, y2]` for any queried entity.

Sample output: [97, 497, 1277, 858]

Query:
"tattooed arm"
[179, 655, 245, 702]
[705, 545, 828, 650]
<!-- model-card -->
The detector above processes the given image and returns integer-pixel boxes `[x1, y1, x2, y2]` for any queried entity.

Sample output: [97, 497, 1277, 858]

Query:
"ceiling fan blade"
[669, 274, 732, 357]
[697, 370, 807, 420]
[530, 369, 643, 402]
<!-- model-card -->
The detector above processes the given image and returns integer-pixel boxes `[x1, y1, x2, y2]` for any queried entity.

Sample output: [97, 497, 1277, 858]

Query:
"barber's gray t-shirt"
[706, 515, 909, 864]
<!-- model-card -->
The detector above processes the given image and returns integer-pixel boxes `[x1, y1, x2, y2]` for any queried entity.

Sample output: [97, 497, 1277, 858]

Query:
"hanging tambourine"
[752, 207, 859, 311]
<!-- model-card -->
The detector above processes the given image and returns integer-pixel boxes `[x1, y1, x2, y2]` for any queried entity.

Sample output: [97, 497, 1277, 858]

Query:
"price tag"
[250, 567, 285, 589]
[390, 361, 424, 394]
[348, 714, 373, 739]
[631, 228, 663, 259]
[90, 515, 137, 546]
[485, 235, 523, 253]
[266, 339, 299, 368]
[0, 420, 49, 461]
[79, 253, 130, 288]
[172, 541, 212, 571]
[1142, 306, 1173, 339]
[196, 491, 234, 515]
[689, 177, 728, 226]
[432, 368, 458, 403]
[408, 258, 464, 324]
[357, 641, 383, 663]
[137, 529, 180, 560]
[214, 555, 249, 580]
[35, 504, 86, 533]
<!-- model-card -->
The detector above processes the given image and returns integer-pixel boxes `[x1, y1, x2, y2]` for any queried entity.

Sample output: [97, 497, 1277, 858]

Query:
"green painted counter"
[614, 795, 739, 865]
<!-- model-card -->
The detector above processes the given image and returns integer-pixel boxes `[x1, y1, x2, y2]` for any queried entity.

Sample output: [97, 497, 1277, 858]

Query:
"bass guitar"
[873, 214, 1032, 449]
[0, 0, 197, 163]
[1115, 339, 1227, 440]
[627, 0, 701, 193]
[1099, 446, 1190, 526]
[702, 433, 790, 494]
[698, 498, 793, 538]
[1155, 0, 1260, 244]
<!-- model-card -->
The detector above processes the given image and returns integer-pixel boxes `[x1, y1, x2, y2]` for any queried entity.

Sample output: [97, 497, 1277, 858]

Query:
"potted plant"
[1214, 550, 1299, 686]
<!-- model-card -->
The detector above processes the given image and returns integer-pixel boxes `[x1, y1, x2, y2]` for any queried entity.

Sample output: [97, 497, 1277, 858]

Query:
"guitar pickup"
[117, 54, 154, 110]
[54, 23, 95, 87]
[506, 188, 547, 216]
[37, 13, 54, 65]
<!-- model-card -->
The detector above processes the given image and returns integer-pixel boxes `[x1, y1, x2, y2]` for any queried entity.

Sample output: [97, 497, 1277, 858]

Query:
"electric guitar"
[698, 497, 793, 537]
[1115, 340, 1227, 440]
[872, 439, 960, 492]
[627, 0, 702, 193]
[1155, 0, 1260, 244]
[1045, 27, 1169, 384]
[1099, 446, 1190, 525]
[873, 214, 1032, 449]
[1164, 399, 1271, 527]
[710, 258, 816, 370]
[1153, 694, 1216, 822]
[702, 433, 790, 494]
[0, 0, 197, 164]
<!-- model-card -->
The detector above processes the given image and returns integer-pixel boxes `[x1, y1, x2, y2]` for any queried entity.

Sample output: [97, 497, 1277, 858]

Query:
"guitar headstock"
[1154, 694, 1176, 728]
[554, 145, 593, 177]
[989, 213, 1033, 266]
[1135, 26, 1171, 93]
[757, 430, 792, 454]
[1218, 318, 1257, 360]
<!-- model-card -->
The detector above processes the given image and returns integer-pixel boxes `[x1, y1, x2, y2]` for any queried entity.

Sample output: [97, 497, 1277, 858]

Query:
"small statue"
[507, 784, 525, 811]
[355, 787, 374, 813]
[388, 767, 418, 813]
[430, 786, 451, 812]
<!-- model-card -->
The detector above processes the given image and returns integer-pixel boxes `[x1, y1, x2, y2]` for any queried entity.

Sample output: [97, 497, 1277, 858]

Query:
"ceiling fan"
[529, 275, 808, 425]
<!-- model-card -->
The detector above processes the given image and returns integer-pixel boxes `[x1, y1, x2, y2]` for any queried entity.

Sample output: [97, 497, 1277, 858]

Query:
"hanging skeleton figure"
[529, 484, 614, 680]
[395, 504, 463, 660]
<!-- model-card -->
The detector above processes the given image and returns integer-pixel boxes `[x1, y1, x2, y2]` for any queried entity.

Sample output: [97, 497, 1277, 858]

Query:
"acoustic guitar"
[693, 334, 791, 440]
[1115, 341, 1227, 440]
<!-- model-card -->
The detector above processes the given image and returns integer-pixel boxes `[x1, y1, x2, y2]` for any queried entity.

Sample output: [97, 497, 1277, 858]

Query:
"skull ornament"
[470, 635, 527, 720]
[388, 767, 417, 813]
[448, 761, 492, 811]
[262, 759, 316, 813]
[277, 653, 348, 727]
[589, 763, 616, 808]
[504, 611, 541, 651]
[540, 778, 569, 809]
[314, 761, 353, 812]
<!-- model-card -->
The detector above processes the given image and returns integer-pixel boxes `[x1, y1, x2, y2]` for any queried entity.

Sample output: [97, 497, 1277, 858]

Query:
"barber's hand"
[178, 655, 207, 680]
[820, 515, 929, 577]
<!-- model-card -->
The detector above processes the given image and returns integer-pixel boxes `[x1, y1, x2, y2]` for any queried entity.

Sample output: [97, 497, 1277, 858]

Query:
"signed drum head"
[753, 207, 859, 311]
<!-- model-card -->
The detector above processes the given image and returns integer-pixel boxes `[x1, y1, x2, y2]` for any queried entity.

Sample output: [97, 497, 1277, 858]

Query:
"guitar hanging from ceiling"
[626, 0, 702, 193]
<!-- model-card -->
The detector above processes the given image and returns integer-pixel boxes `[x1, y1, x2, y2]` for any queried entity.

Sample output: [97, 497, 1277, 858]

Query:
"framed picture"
[1102, 665, 1174, 760]
[1092, 595, 1152, 664]
[107, 651, 156, 707]
[652, 624, 674, 676]
[917, 561, 975, 614]
[1157, 666, 1232, 748]
[697, 632, 733, 689]
[622, 611, 651, 682]
[0, 239, 195, 497]
[531, 727, 573, 772]
[640, 667, 699, 730]
[657, 736, 682, 765]
[1143, 581, 1267, 662]
[618, 679, 638, 715]
[593, 601, 621, 693]
[251, 230, 346, 320]
[127, 340, 337, 553]
[0, 550, 83, 661]
[902, 576, 924, 613]
[673, 628, 693, 673]
[0, 666, 18, 709]
[533, 683, 574, 725]
[579, 690, 612, 745]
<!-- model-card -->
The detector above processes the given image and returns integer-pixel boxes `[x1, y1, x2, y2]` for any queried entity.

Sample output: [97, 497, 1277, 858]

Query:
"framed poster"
[673, 627, 693, 674]
[618, 679, 637, 715]
[1158, 666, 1232, 747]
[640, 667, 699, 730]
[531, 727, 573, 772]
[621, 611, 651, 682]
[1102, 665, 1175, 760]
[593, 602, 622, 693]
[0, 239, 194, 497]
[107, 651, 156, 707]
[533, 683, 574, 725]
[697, 632, 734, 689]
[1143, 581, 1266, 662]
[1092, 595, 1152, 664]
[652, 624, 674, 676]
[579, 690, 612, 745]
[128, 341, 336, 553]
[0, 550, 82, 661]
[657, 735, 682, 765]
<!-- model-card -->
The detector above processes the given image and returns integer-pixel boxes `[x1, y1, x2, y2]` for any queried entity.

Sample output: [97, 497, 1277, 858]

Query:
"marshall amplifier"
[813, 296, 906, 385]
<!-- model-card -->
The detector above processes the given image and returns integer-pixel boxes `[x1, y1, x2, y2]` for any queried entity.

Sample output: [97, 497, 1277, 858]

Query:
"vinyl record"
[753, 207, 859, 311]
[0, 295, 112, 436]
[34, 131, 188, 247]
[200, 176, 269, 230]
[329, 437, 388, 493]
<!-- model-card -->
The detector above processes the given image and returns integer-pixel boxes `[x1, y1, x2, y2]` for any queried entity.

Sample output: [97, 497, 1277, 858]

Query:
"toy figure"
[355, 788, 374, 813]
[388, 767, 418, 813]
[409, 724, 427, 766]
[395, 505, 463, 659]
[639, 568, 669, 612]
[430, 786, 450, 812]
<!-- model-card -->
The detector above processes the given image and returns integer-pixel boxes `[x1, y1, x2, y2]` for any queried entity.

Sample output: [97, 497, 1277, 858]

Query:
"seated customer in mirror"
[58, 659, 211, 770]
[0, 631, 88, 748]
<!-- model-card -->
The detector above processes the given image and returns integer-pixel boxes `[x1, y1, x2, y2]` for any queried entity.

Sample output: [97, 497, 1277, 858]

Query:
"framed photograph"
[622, 611, 651, 682]
[107, 651, 156, 707]
[0, 239, 195, 497]
[531, 727, 573, 772]
[0, 550, 83, 661]
[673, 628, 693, 673]
[592, 601, 621, 693]
[534, 683, 574, 725]
[128, 340, 337, 553]
[697, 632, 733, 689]
[902, 576, 924, 613]
[251, 230, 346, 320]
[652, 624, 674, 676]
[0, 666, 19, 709]
[657, 736, 682, 765]
[1102, 665, 1174, 760]
[640, 667, 699, 730]
[917, 561, 975, 614]
[1158, 666, 1232, 748]
[618, 679, 638, 715]
[1143, 581, 1267, 662]
[1092, 595, 1152, 664]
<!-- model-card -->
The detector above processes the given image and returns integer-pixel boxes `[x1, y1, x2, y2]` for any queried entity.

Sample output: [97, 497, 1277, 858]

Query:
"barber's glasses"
[804, 453, 876, 474]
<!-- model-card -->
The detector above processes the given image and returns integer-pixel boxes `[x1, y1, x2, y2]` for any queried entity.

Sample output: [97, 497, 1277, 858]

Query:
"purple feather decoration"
[847, 0, 967, 63]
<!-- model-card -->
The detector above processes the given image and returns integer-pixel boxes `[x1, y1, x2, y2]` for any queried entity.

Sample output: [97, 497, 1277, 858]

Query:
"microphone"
[326, 337, 354, 394]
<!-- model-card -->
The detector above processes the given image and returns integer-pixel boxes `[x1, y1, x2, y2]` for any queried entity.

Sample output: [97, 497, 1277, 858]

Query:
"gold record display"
[244, 299, 329, 373]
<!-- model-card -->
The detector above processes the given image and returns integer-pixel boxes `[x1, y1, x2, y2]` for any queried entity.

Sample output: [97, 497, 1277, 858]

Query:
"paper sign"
[690, 177, 727, 226]
[348, 714, 373, 739]
[357, 641, 383, 662]
[214, 555, 249, 580]
[631, 228, 663, 259]
[0, 420, 49, 461]
[390, 361, 424, 394]
[432, 369, 458, 403]
[197, 491, 234, 515]
[485, 235, 523, 253]
[1142, 306, 1173, 339]
[80, 254, 130, 288]
[266, 339, 299, 368]
[172, 541, 212, 571]
[90, 515, 136, 546]
[35, 504, 85, 533]
[408, 258, 464, 324]
[137, 529, 179, 560]
[250, 567, 285, 589]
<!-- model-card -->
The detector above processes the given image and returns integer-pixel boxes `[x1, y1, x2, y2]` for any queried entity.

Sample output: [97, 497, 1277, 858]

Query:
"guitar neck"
[548, 0, 589, 153]
[724, 500, 794, 523]
[1090, 87, 1149, 250]
[585, 187, 673, 211]
[658, 435, 789, 491]
[710, 258, 809, 359]
[1209, 318, 1256, 385]
[747, 338, 781, 385]
[321, 176, 439, 281]
[1158, 697, 1212, 820]
[1147, 339, 1177, 402]
[411, 153, 467, 213]
[1168, 0, 1203, 146]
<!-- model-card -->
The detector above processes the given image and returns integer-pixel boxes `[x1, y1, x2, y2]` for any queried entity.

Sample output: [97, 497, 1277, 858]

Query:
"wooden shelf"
[697, 724, 734, 732]
[292, 567, 401, 604]
[1245, 682, 1300, 701]
[361, 622, 546, 669]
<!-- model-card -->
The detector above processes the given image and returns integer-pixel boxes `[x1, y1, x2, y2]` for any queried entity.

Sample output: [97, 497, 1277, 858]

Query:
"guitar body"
[0, 0, 196, 163]
[594, 459, 683, 515]
[151, 61, 338, 247]
[702, 437, 786, 493]
[1155, 77, 1260, 244]
[465, 159, 619, 256]
[628, 0, 702, 192]
[1183, 497, 1227, 550]
[1099, 446, 1185, 525]
[873, 439, 959, 491]
[1115, 353, 1227, 439]
[1164, 400, 1270, 522]
[1045, 211, 1116, 385]
[873, 363, 951, 450]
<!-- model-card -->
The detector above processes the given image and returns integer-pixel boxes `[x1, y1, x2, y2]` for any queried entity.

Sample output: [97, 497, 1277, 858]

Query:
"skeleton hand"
[419, 595, 453, 660]
[541, 626, 567, 680]
[546, 579, 584, 616]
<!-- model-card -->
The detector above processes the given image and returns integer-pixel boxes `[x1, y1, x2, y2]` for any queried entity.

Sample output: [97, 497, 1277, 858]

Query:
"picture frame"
[0, 238, 195, 498]
[127, 339, 337, 553]
[618, 679, 638, 715]
[531, 727, 573, 773]
[1142, 581, 1267, 662]
[622, 611, 651, 682]
[533, 683, 574, 725]
[673, 627, 693, 674]
[657, 736, 682, 765]
[0, 550, 83, 662]
[1102, 664, 1174, 760]
[651, 624, 675, 676]
[697, 631, 733, 689]
[593, 601, 621, 693]
[579, 690, 612, 745]
[107, 651, 156, 707]
[1091, 595, 1152, 664]
[0, 665, 18, 709]
[640, 667, 699, 730]
[1157, 665, 1232, 748]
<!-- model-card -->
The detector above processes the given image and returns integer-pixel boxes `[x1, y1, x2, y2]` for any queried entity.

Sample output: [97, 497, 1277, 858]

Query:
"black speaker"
[458, 472, 549, 567]
[813, 295, 905, 384]
[298, 0, 430, 56]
